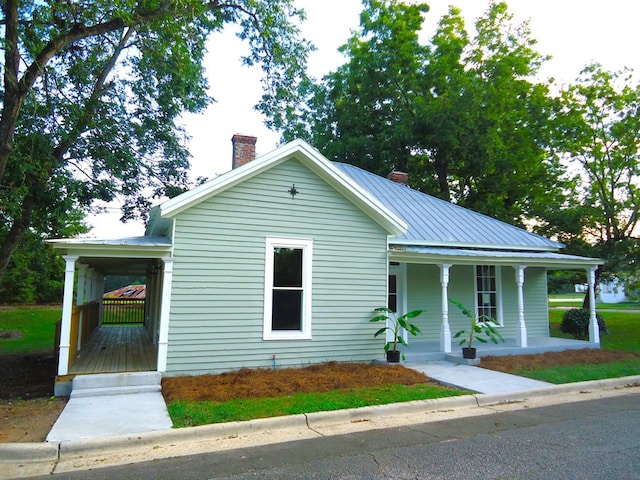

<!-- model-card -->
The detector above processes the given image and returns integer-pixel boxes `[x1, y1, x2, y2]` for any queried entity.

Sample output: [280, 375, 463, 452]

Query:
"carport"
[48, 236, 173, 376]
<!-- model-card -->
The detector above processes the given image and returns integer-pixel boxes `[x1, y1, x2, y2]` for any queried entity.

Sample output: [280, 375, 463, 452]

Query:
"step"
[70, 383, 161, 398]
[72, 371, 161, 391]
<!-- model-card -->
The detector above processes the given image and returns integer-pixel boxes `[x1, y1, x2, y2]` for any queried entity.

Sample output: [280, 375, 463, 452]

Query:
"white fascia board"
[391, 238, 562, 253]
[47, 239, 172, 258]
[292, 140, 408, 235]
[159, 139, 408, 235]
[388, 250, 604, 269]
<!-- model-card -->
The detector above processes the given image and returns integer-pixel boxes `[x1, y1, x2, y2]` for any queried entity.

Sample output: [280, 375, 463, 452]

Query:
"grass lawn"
[521, 309, 640, 383]
[0, 306, 61, 354]
[168, 383, 466, 427]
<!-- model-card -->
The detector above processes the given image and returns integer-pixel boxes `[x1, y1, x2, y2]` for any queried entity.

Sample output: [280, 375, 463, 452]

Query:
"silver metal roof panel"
[335, 163, 562, 251]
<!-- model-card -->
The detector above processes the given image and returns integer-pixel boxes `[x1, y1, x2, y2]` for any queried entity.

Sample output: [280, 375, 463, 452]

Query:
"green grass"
[0, 307, 61, 354]
[549, 294, 639, 310]
[526, 309, 640, 383]
[550, 310, 640, 352]
[167, 383, 467, 427]
[514, 360, 640, 384]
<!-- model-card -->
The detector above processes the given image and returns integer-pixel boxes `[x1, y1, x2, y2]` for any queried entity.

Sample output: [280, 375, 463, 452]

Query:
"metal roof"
[390, 246, 603, 268]
[334, 163, 562, 252]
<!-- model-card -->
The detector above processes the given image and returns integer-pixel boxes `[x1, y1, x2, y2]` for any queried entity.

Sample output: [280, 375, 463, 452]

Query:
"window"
[475, 265, 502, 325]
[264, 238, 312, 340]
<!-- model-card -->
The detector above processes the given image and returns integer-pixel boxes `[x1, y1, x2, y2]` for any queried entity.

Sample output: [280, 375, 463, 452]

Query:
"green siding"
[405, 264, 550, 344]
[165, 158, 390, 375]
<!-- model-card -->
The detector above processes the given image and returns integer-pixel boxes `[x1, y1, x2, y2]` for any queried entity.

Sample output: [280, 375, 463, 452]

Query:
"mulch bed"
[162, 361, 431, 403]
[480, 348, 640, 373]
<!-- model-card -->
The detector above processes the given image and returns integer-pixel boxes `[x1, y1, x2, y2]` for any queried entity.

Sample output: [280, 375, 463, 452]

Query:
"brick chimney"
[231, 134, 257, 169]
[387, 170, 409, 186]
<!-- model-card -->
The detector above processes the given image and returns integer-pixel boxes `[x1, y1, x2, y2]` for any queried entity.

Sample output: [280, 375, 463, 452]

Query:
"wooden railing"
[102, 298, 145, 325]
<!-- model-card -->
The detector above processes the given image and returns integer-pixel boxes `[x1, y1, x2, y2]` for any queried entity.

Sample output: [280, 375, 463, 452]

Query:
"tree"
[0, 1, 311, 283]
[552, 63, 640, 302]
[284, 1, 565, 227]
[283, 0, 428, 176]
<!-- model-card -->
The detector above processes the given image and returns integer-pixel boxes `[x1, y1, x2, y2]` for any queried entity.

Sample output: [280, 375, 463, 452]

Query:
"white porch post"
[157, 258, 174, 372]
[587, 266, 600, 344]
[513, 266, 528, 348]
[58, 255, 78, 376]
[439, 264, 452, 353]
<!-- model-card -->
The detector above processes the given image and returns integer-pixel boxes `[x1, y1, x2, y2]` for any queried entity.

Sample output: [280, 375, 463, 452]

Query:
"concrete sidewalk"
[406, 361, 551, 393]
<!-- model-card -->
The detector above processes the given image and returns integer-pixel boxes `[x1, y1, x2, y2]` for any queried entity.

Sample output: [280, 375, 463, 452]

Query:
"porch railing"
[102, 298, 146, 325]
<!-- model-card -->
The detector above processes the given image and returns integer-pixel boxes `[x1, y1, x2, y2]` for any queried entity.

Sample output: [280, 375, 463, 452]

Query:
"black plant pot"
[462, 347, 477, 359]
[386, 350, 401, 363]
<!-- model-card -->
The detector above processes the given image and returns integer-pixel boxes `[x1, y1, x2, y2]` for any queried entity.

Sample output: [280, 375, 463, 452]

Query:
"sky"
[87, 0, 640, 238]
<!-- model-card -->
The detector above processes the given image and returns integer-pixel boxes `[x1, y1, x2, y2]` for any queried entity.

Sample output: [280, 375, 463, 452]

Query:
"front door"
[387, 263, 406, 345]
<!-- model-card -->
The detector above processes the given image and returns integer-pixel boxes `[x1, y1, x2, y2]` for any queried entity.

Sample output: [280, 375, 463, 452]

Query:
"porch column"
[439, 264, 452, 353]
[587, 266, 600, 344]
[58, 255, 78, 376]
[157, 258, 174, 372]
[513, 266, 527, 348]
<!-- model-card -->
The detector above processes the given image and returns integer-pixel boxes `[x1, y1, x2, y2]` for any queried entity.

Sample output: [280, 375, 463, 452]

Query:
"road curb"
[0, 442, 59, 463]
[475, 375, 640, 407]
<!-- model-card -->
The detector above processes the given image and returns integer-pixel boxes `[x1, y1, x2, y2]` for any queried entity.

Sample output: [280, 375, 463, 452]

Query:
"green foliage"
[167, 383, 466, 427]
[0, 0, 311, 282]
[560, 308, 608, 340]
[514, 359, 640, 384]
[0, 307, 61, 354]
[284, 1, 564, 227]
[370, 307, 424, 358]
[450, 299, 504, 349]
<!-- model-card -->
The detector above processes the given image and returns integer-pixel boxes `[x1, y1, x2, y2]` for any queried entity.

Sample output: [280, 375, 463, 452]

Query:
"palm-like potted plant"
[450, 299, 504, 359]
[370, 307, 424, 362]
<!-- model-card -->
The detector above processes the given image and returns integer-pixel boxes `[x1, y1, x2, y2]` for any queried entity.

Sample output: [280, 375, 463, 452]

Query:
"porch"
[403, 336, 598, 363]
[68, 325, 158, 375]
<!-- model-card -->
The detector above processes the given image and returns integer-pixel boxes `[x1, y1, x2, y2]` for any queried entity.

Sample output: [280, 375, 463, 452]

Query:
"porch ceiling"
[389, 245, 604, 269]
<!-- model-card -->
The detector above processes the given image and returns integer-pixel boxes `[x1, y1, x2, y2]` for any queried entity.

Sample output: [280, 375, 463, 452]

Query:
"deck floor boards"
[69, 325, 157, 374]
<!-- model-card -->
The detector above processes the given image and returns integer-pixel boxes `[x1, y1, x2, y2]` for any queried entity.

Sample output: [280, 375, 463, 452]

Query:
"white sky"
[87, 0, 640, 238]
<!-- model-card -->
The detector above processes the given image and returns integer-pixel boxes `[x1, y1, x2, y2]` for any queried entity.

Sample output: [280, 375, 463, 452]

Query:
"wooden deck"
[69, 325, 157, 374]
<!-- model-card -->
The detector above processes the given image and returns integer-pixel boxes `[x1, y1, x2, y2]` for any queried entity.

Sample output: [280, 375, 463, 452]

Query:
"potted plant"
[370, 307, 424, 362]
[450, 299, 504, 359]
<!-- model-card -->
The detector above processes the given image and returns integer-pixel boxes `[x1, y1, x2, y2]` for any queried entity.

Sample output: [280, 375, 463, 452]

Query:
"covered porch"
[389, 246, 604, 356]
[48, 236, 174, 378]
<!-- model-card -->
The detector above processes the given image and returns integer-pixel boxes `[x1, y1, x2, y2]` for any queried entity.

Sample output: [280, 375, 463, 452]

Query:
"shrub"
[560, 308, 608, 340]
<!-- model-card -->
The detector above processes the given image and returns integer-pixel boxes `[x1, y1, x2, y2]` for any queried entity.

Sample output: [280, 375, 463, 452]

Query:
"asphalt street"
[28, 392, 640, 480]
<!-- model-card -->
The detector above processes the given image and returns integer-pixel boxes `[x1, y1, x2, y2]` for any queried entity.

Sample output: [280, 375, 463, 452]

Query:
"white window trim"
[263, 237, 313, 340]
[474, 265, 504, 326]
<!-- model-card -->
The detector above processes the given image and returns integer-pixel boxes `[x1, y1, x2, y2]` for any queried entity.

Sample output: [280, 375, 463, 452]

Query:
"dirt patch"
[480, 348, 640, 373]
[162, 361, 431, 403]
[0, 353, 58, 400]
[0, 398, 67, 442]
[0, 330, 24, 340]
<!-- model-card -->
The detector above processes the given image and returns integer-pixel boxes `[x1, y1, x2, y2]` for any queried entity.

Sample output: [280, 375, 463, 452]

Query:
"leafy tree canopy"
[0, 0, 312, 283]
[284, 0, 567, 227]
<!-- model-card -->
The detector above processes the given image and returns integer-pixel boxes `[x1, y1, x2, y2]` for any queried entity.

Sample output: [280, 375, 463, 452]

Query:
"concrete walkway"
[46, 372, 172, 443]
[45, 361, 549, 443]
[406, 361, 551, 393]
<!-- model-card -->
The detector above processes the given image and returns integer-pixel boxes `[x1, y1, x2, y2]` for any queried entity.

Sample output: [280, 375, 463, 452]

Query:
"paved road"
[32, 393, 640, 480]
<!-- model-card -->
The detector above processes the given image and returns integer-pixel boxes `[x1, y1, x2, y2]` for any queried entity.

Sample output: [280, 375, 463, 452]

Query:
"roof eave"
[390, 239, 562, 253]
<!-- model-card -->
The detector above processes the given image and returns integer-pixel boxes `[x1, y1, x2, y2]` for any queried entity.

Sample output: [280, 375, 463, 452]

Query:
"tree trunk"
[0, 189, 37, 281]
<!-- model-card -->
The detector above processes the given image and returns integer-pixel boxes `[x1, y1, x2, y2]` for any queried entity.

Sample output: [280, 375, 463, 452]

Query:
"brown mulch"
[162, 361, 431, 403]
[480, 348, 640, 373]
[0, 353, 57, 400]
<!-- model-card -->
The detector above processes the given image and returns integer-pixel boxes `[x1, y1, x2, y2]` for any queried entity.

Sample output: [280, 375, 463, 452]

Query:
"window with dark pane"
[476, 265, 497, 322]
[388, 274, 398, 312]
[272, 247, 303, 330]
